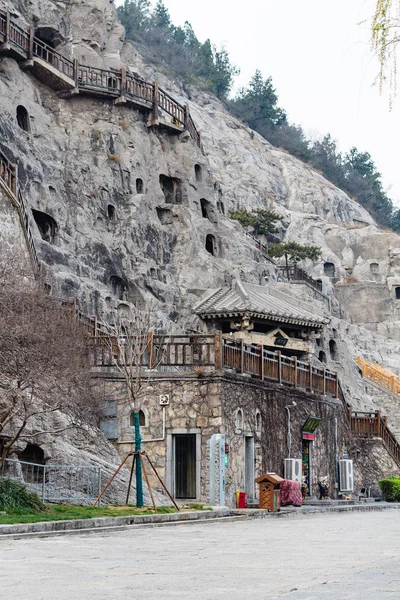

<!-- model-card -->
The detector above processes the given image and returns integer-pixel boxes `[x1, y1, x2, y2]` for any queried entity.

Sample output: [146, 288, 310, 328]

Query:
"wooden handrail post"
[73, 58, 79, 88]
[214, 330, 222, 370]
[28, 28, 34, 59]
[376, 410, 381, 436]
[323, 367, 326, 396]
[294, 356, 298, 387]
[240, 340, 244, 374]
[120, 67, 126, 97]
[277, 350, 282, 384]
[5, 11, 9, 44]
[259, 345, 264, 381]
[147, 332, 154, 369]
[152, 80, 159, 120]
[309, 362, 312, 392]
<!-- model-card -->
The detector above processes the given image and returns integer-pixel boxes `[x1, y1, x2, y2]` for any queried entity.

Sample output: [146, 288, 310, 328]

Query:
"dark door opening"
[174, 434, 196, 499]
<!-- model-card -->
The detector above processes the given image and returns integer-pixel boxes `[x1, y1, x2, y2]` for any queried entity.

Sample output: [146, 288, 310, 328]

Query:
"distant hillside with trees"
[117, 0, 239, 98]
[230, 70, 400, 232]
[117, 2, 400, 232]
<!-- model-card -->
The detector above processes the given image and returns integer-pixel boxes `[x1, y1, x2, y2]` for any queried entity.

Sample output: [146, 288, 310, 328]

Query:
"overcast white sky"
[117, 0, 400, 205]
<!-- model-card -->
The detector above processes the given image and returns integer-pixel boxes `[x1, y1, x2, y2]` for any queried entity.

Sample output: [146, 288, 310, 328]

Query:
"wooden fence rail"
[0, 9, 202, 148]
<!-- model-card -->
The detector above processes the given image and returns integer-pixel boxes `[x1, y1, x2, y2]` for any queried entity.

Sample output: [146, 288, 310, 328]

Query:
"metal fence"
[1, 459, 102, 503]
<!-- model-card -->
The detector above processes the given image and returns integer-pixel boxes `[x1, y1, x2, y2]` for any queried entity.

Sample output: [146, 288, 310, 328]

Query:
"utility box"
[255, 472, 284, 511]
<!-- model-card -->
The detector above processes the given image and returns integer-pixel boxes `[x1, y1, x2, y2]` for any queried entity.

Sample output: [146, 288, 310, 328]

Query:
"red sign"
[302, 432, 315, 440]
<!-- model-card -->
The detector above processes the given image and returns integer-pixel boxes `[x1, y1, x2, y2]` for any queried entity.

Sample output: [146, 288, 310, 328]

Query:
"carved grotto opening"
[194, 164, 202, 182]
[107, 204, 116, 221]
[32, 209, 58, 243]
[136, 178, 144, 194]
[324, 262, 335, 279]
[110, 275, 127, 300]
[205, 234, 217, 256]
[17, 105, 30, 132]
[200, 198, 211, 219]
[159, 174, 182, 205]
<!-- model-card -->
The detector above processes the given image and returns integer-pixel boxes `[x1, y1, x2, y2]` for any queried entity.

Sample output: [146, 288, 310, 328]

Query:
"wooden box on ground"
[255, 472, 284, 511]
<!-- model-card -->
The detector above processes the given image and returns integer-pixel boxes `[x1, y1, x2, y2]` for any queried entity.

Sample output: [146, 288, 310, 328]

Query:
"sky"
[116, 0, 400, 205]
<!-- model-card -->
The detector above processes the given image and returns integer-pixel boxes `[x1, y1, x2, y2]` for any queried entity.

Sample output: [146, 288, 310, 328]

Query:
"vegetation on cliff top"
[230, 70, 400, 232]
[118, 2, 398, 232]
[117, 0, 239, 98]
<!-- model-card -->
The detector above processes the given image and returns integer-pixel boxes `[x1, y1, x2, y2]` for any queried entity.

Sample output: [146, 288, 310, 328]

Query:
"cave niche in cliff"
[32, 209, 58, 243]
[16, 105, 30, 132]
[159, 175, 182, 204]
[194, 164, 202, 182]
[110, 275, 127, 300]
[200, 198, 211, 219]
[206, 234, 217, 256]
[136, 178, 144, 194]
[324, 262, 335, 279]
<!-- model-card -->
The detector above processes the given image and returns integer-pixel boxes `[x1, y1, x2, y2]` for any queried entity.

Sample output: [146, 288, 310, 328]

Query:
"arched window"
[255, 411, 262, 433]
[206, 234, 216, 256]
[318, 351, 326, 363]
[235, 408, 244, 430]
[329, 340, 337, 360]
[17, 105, 30, 132]
[130, 410, 146, 427]
[136, 178, 144, 194]
[194, 164, 202, 182]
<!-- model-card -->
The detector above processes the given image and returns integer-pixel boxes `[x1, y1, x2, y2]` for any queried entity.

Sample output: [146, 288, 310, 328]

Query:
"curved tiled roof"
[194, 281, 329, 328]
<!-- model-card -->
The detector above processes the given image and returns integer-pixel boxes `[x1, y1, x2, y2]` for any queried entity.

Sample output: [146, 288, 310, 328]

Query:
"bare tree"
[98, 303, 161, 507]
[0, 260, 98, 466]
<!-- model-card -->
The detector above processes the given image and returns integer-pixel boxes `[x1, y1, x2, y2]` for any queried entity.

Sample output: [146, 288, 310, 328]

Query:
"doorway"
[245, 436, 255, 500]
[174, 434, 197, 499]
[302, 440, 312, 495]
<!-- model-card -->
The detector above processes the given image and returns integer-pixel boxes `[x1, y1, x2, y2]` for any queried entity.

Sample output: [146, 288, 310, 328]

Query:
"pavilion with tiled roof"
[194, 274, 329, 356]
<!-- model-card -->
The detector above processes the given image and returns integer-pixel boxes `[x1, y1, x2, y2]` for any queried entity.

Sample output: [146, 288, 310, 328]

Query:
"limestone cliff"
[2, 0, 400, 453]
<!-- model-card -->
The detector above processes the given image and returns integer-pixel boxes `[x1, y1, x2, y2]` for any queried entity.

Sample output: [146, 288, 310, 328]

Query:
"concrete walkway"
[1, 510, 399, 599]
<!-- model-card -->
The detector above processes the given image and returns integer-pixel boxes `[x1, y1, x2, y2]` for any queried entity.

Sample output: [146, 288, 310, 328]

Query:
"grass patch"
[0, 504, 176, 525]
[0, 478, 45, 512]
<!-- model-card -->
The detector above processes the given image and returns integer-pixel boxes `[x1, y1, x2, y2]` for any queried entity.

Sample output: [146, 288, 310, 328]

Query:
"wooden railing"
[278, 265, 323, 292]
[0, 145, 40, 272]
[0, 9, 202, 149]
[91, 331, 339, 397]
[0, 150, 17, 196]
[356, 357, 400, 395]
[350, 409, 400, 466]
[32, 37, 74, 78]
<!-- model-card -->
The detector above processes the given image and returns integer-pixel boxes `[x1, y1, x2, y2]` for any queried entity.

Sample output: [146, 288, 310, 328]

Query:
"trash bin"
[255, 472, 284, 511]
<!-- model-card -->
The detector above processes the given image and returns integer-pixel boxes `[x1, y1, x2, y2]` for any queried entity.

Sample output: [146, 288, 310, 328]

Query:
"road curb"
[1, 502, 399, 540]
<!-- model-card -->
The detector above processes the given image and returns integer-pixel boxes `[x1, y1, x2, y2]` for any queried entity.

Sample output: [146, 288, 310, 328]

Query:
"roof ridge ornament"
[233, 270, 250, 308]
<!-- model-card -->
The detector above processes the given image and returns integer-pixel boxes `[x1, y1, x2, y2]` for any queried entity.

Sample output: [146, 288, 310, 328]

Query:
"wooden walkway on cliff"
[0, 9, 201, 148]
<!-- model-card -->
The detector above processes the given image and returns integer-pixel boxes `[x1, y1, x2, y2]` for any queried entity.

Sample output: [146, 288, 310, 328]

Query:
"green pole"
[134, 411, 144, 508]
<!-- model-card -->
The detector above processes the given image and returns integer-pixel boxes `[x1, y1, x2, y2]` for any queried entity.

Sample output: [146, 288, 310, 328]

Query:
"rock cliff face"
[2, 0, 400, 453]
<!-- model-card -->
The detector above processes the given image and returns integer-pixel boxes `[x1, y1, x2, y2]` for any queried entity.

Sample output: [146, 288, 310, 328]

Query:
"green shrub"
[0, 478, 45, 512]
[378, 477, 400, 502]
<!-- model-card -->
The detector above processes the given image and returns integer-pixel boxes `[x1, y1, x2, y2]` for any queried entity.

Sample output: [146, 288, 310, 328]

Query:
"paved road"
[1, 511, 400, 599]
